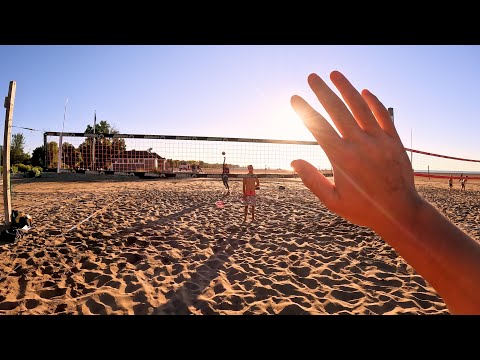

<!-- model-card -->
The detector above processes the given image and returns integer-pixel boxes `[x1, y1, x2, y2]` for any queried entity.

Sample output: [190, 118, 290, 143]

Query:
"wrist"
[371, 192, 427, 245]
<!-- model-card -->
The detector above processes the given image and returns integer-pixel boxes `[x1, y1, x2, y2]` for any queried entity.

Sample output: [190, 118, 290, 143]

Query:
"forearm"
[374, 198, 480, 314]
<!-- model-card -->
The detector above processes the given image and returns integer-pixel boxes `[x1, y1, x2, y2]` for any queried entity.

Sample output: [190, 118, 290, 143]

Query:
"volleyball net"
[43, 132, 480, 179]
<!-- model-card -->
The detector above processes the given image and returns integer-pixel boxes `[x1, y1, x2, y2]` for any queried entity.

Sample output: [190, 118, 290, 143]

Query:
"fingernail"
[307, 73, 321, 86]
[291, 160, 300, 172]
[330, 70, 344, 81]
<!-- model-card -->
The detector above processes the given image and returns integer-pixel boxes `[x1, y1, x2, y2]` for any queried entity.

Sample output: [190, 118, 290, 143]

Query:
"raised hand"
[291, 71, 422, 235]
[290, 70, 480, 314]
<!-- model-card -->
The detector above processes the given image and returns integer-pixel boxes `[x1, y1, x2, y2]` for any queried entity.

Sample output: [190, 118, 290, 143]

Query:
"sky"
[1, 45, 480, 168]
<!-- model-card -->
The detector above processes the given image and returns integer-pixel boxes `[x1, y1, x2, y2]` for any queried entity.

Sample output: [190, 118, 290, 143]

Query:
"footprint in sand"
[25, 299, 40, 310]
[39, 287, 67, 300]
[0, 301, 20, 311]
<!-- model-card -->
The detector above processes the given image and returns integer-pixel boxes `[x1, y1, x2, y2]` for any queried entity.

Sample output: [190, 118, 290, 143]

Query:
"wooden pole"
[3, 81, 16, 228]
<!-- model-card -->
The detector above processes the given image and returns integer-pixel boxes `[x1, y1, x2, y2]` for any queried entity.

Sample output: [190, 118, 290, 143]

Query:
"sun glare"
[269, 103, 313, 142]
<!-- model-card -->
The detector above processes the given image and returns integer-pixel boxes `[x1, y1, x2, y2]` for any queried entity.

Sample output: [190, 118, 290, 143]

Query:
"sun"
[268, 103, 314, 141]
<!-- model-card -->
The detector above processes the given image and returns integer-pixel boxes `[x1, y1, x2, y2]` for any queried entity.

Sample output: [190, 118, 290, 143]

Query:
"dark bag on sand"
[0, 210, 32, 244]
[0, 228, 23, 243]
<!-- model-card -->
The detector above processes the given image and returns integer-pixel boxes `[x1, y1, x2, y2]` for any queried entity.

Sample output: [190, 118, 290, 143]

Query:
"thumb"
[291, 159, 337, 206]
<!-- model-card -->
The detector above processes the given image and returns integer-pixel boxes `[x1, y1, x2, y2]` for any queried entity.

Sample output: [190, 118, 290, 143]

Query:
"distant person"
[243, 165, 260, 222]
[222, 163, 230, 194]
[290, 70, 480, 314]
[448, 175, 453, 192]
[461, 176, 468, 191]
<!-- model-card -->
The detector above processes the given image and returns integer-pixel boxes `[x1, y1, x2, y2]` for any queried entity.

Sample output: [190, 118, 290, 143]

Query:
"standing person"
[448, 175, 453, 192]
[461, 176, 468, 191]
[290, 70, 480, 314]
[243, 165, 260, 222]
[222, 160, 230, 195]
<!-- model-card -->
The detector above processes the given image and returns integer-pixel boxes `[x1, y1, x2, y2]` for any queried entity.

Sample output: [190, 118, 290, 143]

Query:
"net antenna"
[57, 98, 68, 173]
[92, 110, 96, 171]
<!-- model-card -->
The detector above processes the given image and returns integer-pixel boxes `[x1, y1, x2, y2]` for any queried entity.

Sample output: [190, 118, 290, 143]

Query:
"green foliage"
[31, 146, 45, 167]
[15, 163, 31, 172]
[32, 167, 42, 177]
[77, 120, 124, 169]
[61, 142, 82, 169]
[27, 166, 42, 178]
[85, 120, 119, 135]
[46, 141, 59, 168]
[11, 133, 27, 164]
[16, 164, 43, 178]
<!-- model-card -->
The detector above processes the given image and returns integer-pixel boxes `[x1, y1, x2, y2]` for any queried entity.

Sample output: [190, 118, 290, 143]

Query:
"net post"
[3, 81, 16, 228]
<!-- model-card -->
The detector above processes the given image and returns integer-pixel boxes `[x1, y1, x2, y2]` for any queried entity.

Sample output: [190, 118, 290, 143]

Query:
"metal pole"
[3, 81, 16, 227]
[410, 128, 413, 169]
[388, 107, 394, 125]
[92, 110, 96, 171]
[43, 132, 47, 170]
[57, 98, 68, 173]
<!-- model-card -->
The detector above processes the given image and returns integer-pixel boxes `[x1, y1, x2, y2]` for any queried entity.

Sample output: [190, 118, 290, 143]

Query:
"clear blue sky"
[1, 45, 479, 161]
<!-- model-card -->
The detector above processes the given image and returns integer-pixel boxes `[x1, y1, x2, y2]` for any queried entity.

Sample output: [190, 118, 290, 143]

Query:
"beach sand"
[0, 174, 477, 315]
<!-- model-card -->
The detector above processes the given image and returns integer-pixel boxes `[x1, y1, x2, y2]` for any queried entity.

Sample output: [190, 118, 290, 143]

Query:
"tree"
[46, 141, 58, 168]
[85, 120, 118, 135]
[11, 133, 28, 164]
[31, 146, 45, 167]
[80, 120, 125, 170]
[61, 142, 82, 169]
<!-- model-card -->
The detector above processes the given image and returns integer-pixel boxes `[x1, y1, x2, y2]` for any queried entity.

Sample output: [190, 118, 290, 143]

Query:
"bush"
[15, 163, 31, 173]
[29, 166, 42, 178]
[0, 164, 41, 176]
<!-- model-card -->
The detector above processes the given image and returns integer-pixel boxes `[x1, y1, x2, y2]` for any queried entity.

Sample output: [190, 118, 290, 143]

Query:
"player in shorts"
[222, 163, 230, 194]
[243, 165, 260, 222]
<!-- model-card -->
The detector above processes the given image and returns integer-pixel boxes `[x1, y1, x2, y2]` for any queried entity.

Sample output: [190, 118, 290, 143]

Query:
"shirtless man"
[461, 176, 468, 191]
[243, 165, 260, 222]
[222, 163, 230, 194]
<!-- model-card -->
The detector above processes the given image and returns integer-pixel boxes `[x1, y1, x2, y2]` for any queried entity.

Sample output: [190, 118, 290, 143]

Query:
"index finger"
[308, 73, 361, 140]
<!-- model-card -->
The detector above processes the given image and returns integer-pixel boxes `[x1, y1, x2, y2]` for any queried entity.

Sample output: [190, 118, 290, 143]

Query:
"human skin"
[243, 167, 259, 221]
[290, 71, 480, 314]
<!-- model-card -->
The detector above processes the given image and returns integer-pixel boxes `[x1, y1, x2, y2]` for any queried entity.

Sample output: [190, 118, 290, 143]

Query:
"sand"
[0, 174, 477, 315]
